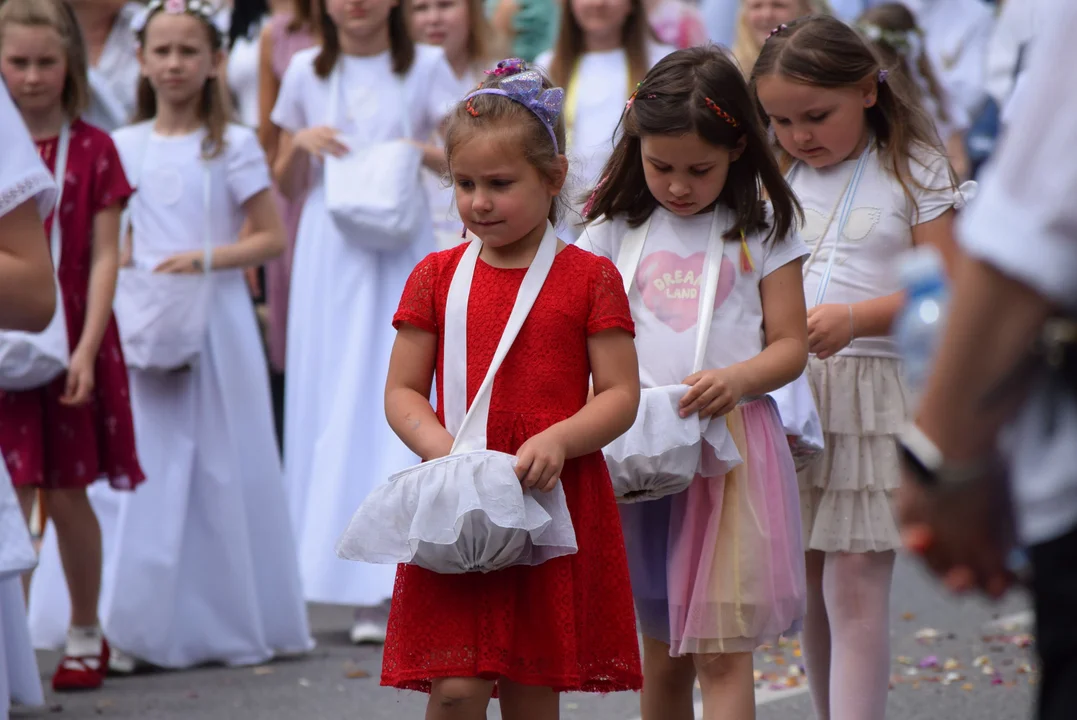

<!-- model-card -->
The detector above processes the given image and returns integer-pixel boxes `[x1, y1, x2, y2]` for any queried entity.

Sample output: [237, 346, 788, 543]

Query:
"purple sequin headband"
[464, 59, 565, 152]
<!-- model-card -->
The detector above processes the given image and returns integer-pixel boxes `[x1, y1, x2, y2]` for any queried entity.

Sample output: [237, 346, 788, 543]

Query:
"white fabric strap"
[443, 222, 559, 454]
[326, 64, 412, 139]
[797, 148, 871, 307]
[49, 122, 71, 267]
[118, 122, 213, 272]
[614, 210, 726, 374]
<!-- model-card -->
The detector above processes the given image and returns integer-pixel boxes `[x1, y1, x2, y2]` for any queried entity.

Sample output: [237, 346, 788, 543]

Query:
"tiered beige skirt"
[798, 355, 909, 553]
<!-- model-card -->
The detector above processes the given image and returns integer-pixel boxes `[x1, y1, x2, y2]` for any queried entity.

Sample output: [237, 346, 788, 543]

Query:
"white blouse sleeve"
[270, 50, 313, 133]
[0, 84, 56, 220]
[225, 126, 273, 206]
[907, 144, 958, 226]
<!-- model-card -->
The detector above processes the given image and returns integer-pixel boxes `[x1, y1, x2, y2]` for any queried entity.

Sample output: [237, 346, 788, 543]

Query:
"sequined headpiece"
[464, 58, 566, 152]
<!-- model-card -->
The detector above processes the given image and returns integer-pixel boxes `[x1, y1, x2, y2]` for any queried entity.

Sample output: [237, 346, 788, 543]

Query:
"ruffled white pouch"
[599, 211, 743, 503]
[337, 222, 577, 573]
[768, 373, 824, 471]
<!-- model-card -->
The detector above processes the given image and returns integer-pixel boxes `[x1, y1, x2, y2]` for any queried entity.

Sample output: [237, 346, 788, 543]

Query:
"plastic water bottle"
[893, 246, 949, 400]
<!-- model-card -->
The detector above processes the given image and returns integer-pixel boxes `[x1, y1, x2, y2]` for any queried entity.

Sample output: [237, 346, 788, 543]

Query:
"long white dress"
[270, 45, 461, 607]
[0, 83, 54, 718]
[28, 124, 314, 668]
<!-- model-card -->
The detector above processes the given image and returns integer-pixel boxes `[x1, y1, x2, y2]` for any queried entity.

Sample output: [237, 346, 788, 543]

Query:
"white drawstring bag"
[0, 123, 71, 391]
[602, 211, 742, 504]
[323, 66, 424, 252]
[336, 222, 578, 573]
[769, 150, 871, 469]
[112, 123, 213, 373]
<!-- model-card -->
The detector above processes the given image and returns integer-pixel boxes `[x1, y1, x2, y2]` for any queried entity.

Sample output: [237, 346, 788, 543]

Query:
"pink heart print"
[636, 251, 736, 332]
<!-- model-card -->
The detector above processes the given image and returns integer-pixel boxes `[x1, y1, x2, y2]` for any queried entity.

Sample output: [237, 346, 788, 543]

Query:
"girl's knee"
[694, 652, 753, 684]
[430, 677, 494, 710]
[643, 638, 697, 692]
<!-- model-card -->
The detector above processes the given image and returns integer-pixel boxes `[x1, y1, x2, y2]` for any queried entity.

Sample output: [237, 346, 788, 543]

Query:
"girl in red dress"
[382, 58, 644, 718]
[0, 0, 143, 692]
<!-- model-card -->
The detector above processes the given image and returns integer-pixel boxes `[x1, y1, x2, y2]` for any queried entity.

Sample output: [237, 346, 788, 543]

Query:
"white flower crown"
[131, 0, 227, 39]
[858, 23, 924, 61]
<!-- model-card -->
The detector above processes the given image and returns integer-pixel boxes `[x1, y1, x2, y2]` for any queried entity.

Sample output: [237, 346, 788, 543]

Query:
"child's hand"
[807, 303, 853, 359]
[514, 429, 565, 493]
[295, 127, 349, 159]
[59, 347, 95, 406]
[155, 250, 208, 274]
[680, 367, 744, 418]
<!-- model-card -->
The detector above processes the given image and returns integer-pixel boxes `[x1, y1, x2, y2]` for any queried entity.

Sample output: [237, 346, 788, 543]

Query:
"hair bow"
[466, 65, 565, 151]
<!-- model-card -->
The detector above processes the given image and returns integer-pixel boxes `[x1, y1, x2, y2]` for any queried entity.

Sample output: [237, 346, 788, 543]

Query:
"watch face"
[900, 443, 937, 487]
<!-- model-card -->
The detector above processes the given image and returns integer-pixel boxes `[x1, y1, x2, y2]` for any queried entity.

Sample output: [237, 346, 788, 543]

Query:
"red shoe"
[52, 639, 110, 692]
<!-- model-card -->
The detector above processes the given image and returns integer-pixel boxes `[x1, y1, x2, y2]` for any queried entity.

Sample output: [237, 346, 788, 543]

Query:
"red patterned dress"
[0, 119, 143, 491]
[383, 243, 643, 693]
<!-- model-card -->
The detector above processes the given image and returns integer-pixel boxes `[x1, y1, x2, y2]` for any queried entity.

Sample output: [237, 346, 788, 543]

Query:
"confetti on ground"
[897, 656, 913, 666]
[943, 658, 961, 671]
[919, 656, 940, 669]
[252, 666, 274, 676]
[901, 612, 916, 621]
[345, 668, 370, 679]
[914, 628, 940, 643]
[962, 683, 974, 691]
[565, 702, 579, 710]
[298, 678, 311, 688]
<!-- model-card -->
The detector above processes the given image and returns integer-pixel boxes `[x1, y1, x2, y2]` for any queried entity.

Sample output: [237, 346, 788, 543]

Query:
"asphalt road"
[19, 554, 1036, 720]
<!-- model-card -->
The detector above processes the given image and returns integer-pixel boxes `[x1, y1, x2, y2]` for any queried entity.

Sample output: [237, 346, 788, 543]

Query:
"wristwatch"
[898, 423, 992, 488]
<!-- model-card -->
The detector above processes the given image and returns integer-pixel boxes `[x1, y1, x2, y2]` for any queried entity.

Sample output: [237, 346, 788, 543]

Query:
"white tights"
[801, 550, 896, 720]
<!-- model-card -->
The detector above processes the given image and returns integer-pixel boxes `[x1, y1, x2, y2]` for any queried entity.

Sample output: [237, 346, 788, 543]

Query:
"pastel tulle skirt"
[620, 397, 806, 656]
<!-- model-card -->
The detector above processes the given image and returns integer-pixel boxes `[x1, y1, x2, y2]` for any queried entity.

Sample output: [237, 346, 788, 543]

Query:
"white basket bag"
[323, 64, 424, 252]
[0, 123, 71, 391]
[771, 149, 871, 470]
[112, 123, 213, 373]
[336, 222, 578, 574]
[603, 209, 743, 504]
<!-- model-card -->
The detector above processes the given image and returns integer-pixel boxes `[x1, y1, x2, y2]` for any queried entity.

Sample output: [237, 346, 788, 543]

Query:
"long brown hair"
[135, 6, 232, 159]
[444, 62, 567, 225]
[585, 45, 800, 243]
[288, 0, 322, 35]
[0, 0, 90, 119]
[750, 15, 952, 215]
[857, 3, 950, 126]
[463, 0, 492, 69]
[548, 0, 651, 91]
[314, 1, 414, 77]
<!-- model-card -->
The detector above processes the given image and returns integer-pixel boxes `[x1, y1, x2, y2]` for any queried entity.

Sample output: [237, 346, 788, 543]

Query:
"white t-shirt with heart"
[577, 205, 808, 388]
[791, 143, 957, 359]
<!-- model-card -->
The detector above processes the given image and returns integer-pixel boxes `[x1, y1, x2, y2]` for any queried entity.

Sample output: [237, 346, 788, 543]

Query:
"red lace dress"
[0, 119, 144, 491]
[383, 243, 643, 693]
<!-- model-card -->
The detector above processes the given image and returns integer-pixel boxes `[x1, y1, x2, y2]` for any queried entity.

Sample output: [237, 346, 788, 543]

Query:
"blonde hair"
[0, 0, 90, 118]
[731, 0, 828, 76]
[135, 5, 232, 159]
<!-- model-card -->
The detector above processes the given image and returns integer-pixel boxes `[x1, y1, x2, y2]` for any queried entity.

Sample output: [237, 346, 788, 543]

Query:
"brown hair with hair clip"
[584, 45, 800, 243]
[857, 2, 950, 126]
[444, 62, 567, 226]
[315, 1, 414, 78]
[0, 0, 91, 119]
[751, 14, 955, 217]
[135, 3, 232, 159]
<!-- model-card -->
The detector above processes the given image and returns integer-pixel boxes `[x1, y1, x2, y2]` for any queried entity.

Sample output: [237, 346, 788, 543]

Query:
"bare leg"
[824, 551, 896, 720]
[640, 636, 697, 720]
[426, 677, 495, 720]
[46, 488, 102, 628]
[694, 652, 755, 720]
[801, 549, 831, 719]
[498, 678, 559, 720]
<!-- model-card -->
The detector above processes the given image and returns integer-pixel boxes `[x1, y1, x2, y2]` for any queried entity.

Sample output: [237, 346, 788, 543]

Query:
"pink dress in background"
[265, 14, 315, 372]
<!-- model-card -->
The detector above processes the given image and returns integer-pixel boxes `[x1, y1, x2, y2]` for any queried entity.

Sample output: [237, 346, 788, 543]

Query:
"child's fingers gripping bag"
[601, 212, 743, 504]
[336, 223, 578, 573]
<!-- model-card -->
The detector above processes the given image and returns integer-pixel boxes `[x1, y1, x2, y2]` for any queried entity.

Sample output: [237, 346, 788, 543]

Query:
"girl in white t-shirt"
[30, 0, 313, 672]
[535, 0, 673, 237]
[270, 0, 461, 644]
[578, 46, 808, 720]
[752, 15, 960, 720]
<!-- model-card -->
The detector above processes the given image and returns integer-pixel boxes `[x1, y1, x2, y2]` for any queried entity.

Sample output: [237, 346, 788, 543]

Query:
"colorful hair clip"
[768, 23, 788, 39]
[465, 62, 565, 151]
[132, 0, 222, 38]
[484, 58, 527, 77]
[625, 82, 643, 110]
[704, 97, 739, 128]
[877, 69, 889, 84]
[466, 98, 480, 117]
